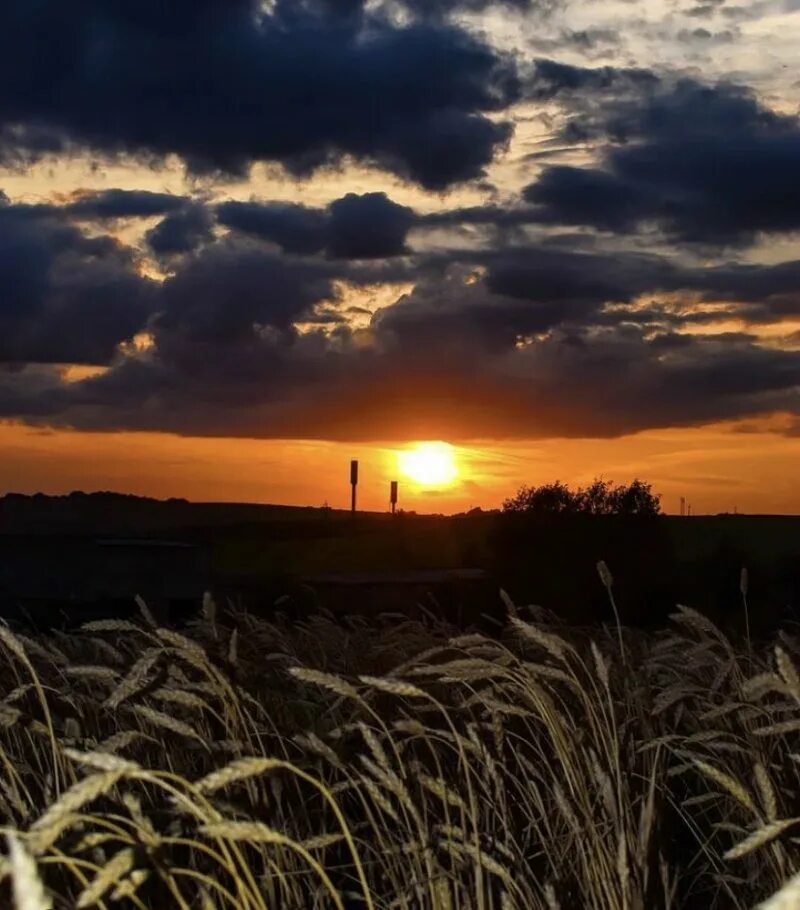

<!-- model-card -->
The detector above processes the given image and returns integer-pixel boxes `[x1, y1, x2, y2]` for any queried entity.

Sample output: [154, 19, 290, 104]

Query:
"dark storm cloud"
[529, 60, 660, 103]
[146, 207, 215, 256]
[25, 310, 800, 442]
[64, 190, 188, 220]
[0, 224, 798, 439]
[0, 3, 798, 446]
[525, 167, 650, 232]
[503, 329, 800, 438]
[0, 2, 519, 190]
[5, 170, 800, 439]
[524, 69, 800, 244]
[217, 203, 329, 256]
[371, 245, 745, 346]
[689, 260, 800, 321]
[0, 202, 155, 364]
[218, 193, 415, 259]
[372, 266, 529, 352]
[420, 204, 536, 230]
[327, 194, 415, 259]
[386, 0, 550, 18]
[0, 188, 191, 225]
[485, 247, 677, 310]
[285, 0, 562, 19]
[154, 240, 337, 349]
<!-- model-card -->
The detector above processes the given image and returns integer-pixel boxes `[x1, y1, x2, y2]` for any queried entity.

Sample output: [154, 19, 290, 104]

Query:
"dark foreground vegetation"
[2, 582, 800, 909]
[2, 493, 800, 635]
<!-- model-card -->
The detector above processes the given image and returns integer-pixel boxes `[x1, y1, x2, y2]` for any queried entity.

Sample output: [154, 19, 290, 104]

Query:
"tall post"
[390, 480, 398, 515]
[350, 460, 359, 516]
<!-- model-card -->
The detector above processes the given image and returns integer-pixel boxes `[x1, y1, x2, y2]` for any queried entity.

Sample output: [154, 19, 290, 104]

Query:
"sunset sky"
[2, 0, 800, 514]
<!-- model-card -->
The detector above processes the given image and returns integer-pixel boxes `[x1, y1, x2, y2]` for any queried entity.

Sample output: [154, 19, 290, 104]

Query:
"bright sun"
[398, 442, 459, 487]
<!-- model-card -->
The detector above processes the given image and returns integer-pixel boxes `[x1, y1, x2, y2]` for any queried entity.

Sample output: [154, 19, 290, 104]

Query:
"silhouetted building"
[301, 567, 497, 625]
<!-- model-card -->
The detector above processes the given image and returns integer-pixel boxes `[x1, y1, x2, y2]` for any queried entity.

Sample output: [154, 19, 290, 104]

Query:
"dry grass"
[0, 588, 799, 909]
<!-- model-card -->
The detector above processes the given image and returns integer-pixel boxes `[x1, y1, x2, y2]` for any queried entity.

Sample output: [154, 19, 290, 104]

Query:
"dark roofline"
[302, 569, 491, 586]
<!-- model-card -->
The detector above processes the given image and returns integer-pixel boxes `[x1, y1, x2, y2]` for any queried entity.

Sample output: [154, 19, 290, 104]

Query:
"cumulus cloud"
[64, 190, 188, 221]
[524, 68, 800, 244]
[154, 240, 337, 348]
[0, 2, 519, 189]
[0, 200, 155, 364]
[218, 193, 415, 259]
[19, 306, 800, 441]
[0, 8, 799, 447]
[147, 207, 215, 256]
[0, 216, 798, 440]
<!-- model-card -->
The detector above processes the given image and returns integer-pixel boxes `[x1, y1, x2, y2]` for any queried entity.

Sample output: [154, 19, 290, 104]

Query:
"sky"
[1, 0, 800, 514]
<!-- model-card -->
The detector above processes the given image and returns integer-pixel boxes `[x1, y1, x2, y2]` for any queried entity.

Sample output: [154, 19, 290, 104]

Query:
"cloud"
[25, 312, 800, 442]
[685, 1, 728, 18]
[5, 167, 800, 441]
[529, 28, 622, 59]
[64, 189, 188, 220]
[385, 0, 556, 19]
[529, 59, 660, 103]
[0, 225, 796, 441]
[0, 3, 519, 189]
[0, 200, 155, 364]
[327, 193, 416, 259]
[559, 28, 621, 51]
[524, 70, 800, 244]
[217, 202, 329, 255]
[0, 189, 190, 223]
[147, 206, 215, 255]
[154, 240, 337, 350]
[0, 5, 799, 453]
[676, 26, 736, 42]
[218, 192, 415, 259]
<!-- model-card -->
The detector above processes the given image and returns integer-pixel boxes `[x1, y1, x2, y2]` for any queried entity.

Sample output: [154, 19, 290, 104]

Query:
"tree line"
[502, 478, 662, 516]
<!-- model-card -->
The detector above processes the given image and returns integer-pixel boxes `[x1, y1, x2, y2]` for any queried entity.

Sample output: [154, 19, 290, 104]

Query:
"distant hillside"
[0, 491, 359, 536]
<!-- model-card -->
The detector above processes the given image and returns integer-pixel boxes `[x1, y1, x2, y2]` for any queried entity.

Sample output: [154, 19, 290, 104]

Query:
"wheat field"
[1, 571, 799, 909]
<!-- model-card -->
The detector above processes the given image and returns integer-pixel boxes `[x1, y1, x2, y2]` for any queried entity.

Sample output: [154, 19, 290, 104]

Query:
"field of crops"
[1, 569, 800, 909]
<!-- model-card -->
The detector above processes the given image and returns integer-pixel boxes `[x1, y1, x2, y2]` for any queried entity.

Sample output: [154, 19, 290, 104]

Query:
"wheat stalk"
[757, 871, 800, 909]
[289, 667, 360, 699]
[7, 834, 52, 910]
[28, 772, 125, 853]
[76, 847, 135, 908]
[196, 757, 285, 793]
[724, 818, 800, 860]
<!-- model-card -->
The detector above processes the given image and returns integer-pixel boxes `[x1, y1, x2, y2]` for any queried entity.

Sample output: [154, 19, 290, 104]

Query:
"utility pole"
[350, 460, 359, 516]
[390, 480, 398, 515]
[680, 496, 685, 517]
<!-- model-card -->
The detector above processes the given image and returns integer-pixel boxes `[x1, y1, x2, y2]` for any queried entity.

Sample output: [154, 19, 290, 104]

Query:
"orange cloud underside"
[2, 419, 799, 515]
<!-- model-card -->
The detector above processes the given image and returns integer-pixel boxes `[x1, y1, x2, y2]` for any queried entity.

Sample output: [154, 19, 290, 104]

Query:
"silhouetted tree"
[577, 478, 615, 515]
[501, 480, 581, 514]
[607, 478, 662, 516]
[503, 478, 662, 516]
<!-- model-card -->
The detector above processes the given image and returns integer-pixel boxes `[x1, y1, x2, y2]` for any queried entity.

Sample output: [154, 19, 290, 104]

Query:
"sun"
[398, 442, 459, 487]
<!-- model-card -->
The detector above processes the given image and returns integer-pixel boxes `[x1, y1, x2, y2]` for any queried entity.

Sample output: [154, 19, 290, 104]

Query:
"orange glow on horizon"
[1, 419, 800, 516]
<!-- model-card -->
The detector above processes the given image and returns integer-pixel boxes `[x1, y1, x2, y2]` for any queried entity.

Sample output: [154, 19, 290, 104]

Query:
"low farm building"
[300, 568, 500, 625]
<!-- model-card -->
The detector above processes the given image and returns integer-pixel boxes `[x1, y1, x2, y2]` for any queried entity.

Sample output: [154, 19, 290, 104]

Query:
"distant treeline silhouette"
[502, 478, 662, 516]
